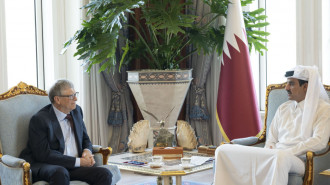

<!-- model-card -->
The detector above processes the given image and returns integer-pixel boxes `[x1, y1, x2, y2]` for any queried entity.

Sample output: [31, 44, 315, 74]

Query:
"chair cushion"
[265, 89, 288, 135]
[312, 150, 330, 185]
[100, 164, 121, 185]
[288, 173, 303, 185]
[0, 162, 25, 185]
[0, 94, 50, 157]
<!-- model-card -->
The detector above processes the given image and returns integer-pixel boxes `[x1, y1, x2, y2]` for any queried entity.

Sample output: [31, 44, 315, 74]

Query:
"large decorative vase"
[127, 69, 193, 147]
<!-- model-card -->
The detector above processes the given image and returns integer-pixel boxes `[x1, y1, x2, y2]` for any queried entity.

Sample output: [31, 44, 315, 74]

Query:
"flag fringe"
[216, 110, 230, 142]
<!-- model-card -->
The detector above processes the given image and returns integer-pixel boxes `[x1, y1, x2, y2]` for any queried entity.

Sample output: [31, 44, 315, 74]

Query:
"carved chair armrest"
[0, 155, 31, 185]
[231, 136, 260, 145]
[1, 155, 26, 167]
[230, 135, 266, 146]
[314, 144, 329, 155]
[92, 145, 113, 165]
[303, 142, 330, 185]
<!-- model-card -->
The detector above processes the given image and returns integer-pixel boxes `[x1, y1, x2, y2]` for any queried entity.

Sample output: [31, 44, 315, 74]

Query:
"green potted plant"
[62, 0, 269, 72]
[62, 0, 269, 147]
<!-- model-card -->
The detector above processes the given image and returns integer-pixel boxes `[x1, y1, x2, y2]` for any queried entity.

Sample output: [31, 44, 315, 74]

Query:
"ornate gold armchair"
[230, 83, 330, 185]
[0, 82, 121, 185]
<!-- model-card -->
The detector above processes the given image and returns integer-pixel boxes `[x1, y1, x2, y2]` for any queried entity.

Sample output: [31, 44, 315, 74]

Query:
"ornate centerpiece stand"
[127, 69, 192, 147]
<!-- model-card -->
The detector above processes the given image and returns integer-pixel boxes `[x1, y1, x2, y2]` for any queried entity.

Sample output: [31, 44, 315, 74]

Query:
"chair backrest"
[0, 82, 50, 157]
[262, 83, 330, 139]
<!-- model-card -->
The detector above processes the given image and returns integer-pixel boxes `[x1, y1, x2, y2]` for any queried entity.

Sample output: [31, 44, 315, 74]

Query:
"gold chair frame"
[255, 83, 330, 185]
[0, 82, 113, 185]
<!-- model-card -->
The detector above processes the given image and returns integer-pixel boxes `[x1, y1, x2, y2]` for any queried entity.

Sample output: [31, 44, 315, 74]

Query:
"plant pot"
[127, 69, 192, 147]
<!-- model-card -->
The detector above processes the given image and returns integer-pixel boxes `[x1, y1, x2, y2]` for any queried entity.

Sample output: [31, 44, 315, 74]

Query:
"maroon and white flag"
[216, 0, 261, 141]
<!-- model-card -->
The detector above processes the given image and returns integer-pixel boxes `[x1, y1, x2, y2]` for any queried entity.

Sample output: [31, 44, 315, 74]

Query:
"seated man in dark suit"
[20, 79, 112, 185]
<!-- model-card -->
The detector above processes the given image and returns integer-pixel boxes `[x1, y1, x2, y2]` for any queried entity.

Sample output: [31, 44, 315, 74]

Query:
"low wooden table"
[108, 149, 214, 185]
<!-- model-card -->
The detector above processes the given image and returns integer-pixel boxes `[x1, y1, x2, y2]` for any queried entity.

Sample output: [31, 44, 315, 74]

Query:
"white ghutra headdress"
[285, 65, 329, 139]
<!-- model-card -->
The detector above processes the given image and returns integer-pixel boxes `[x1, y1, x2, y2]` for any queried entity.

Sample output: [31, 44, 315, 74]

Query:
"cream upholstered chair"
[0, 82, 121, 185]
[230, 83, 330, 185]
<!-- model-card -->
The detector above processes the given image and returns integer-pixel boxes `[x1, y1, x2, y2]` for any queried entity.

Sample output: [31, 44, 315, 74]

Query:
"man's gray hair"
[48, 79, 74, 103]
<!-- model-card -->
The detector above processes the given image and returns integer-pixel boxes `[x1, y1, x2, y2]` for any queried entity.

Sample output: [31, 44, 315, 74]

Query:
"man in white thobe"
[214, 65, 330, 185]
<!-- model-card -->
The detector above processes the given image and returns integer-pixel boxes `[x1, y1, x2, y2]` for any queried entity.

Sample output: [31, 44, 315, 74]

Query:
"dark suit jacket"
[20, 104, 92, 173]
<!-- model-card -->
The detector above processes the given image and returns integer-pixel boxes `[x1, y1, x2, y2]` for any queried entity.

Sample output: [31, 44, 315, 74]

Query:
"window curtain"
[296, 0, 324, 74]
[78, 1, 134, 152]
[0, 0, 8, 94]
[186, 0, 224, 145]
[82, 62, 134, 153]
[42, 0, 113, 147]
[82, 64, 113, 149]
[77, 0, 119, 149]
[100, 27, 134, 153]
[101, 65, 134, 153]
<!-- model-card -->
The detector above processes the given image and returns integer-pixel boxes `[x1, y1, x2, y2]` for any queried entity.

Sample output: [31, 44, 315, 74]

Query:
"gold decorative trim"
[303, 152, 314, 185]
[23, 162, 31, 185]
[0, 82, 47, 100]
[127, 70, 192, 82]
[303, 140, 330, 185]
[160, 171, 186, 176]
[216, 111, 230, 142]
[94, 147, 112, 165]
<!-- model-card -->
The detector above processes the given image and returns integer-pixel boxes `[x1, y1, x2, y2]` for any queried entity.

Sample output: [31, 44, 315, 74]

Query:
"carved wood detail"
[23, 162, 31, 185]
[0, 82, 47, 100]
[94, 147, 112, 165]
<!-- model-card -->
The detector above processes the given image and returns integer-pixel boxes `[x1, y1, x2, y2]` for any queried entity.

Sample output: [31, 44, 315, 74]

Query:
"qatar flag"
[216, 0, 261, 141]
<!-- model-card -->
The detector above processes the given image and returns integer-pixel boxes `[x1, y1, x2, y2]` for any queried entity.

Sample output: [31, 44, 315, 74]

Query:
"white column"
[0, 0, 8, 94]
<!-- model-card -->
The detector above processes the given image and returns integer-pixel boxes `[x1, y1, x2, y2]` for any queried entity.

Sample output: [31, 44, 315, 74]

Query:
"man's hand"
[82, 149, 93, 158]
[80, 149, 95, 167]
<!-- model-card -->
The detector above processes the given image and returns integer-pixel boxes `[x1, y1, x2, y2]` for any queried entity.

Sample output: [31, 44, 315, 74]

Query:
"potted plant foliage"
[63, 0, 269, 147]
[63, 0, 268, 72]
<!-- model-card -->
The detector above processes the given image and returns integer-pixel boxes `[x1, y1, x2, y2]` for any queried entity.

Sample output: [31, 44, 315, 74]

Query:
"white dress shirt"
[53, 106, 80, 167]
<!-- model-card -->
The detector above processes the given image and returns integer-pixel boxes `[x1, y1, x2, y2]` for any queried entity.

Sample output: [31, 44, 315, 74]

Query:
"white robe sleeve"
[287, 108, 330, 156]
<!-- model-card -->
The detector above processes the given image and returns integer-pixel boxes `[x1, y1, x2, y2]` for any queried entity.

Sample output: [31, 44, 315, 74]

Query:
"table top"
[108, 149, 214, 176]
[320, 169, 330, 176]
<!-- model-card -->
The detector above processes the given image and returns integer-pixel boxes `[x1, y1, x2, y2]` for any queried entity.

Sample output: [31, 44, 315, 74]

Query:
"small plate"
[149, 162, 164, 168]
[179, 164, 194, 169]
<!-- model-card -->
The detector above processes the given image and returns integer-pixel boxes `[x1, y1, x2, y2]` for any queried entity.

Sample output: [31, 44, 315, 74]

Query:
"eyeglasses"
[57, 92, 79, 100]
